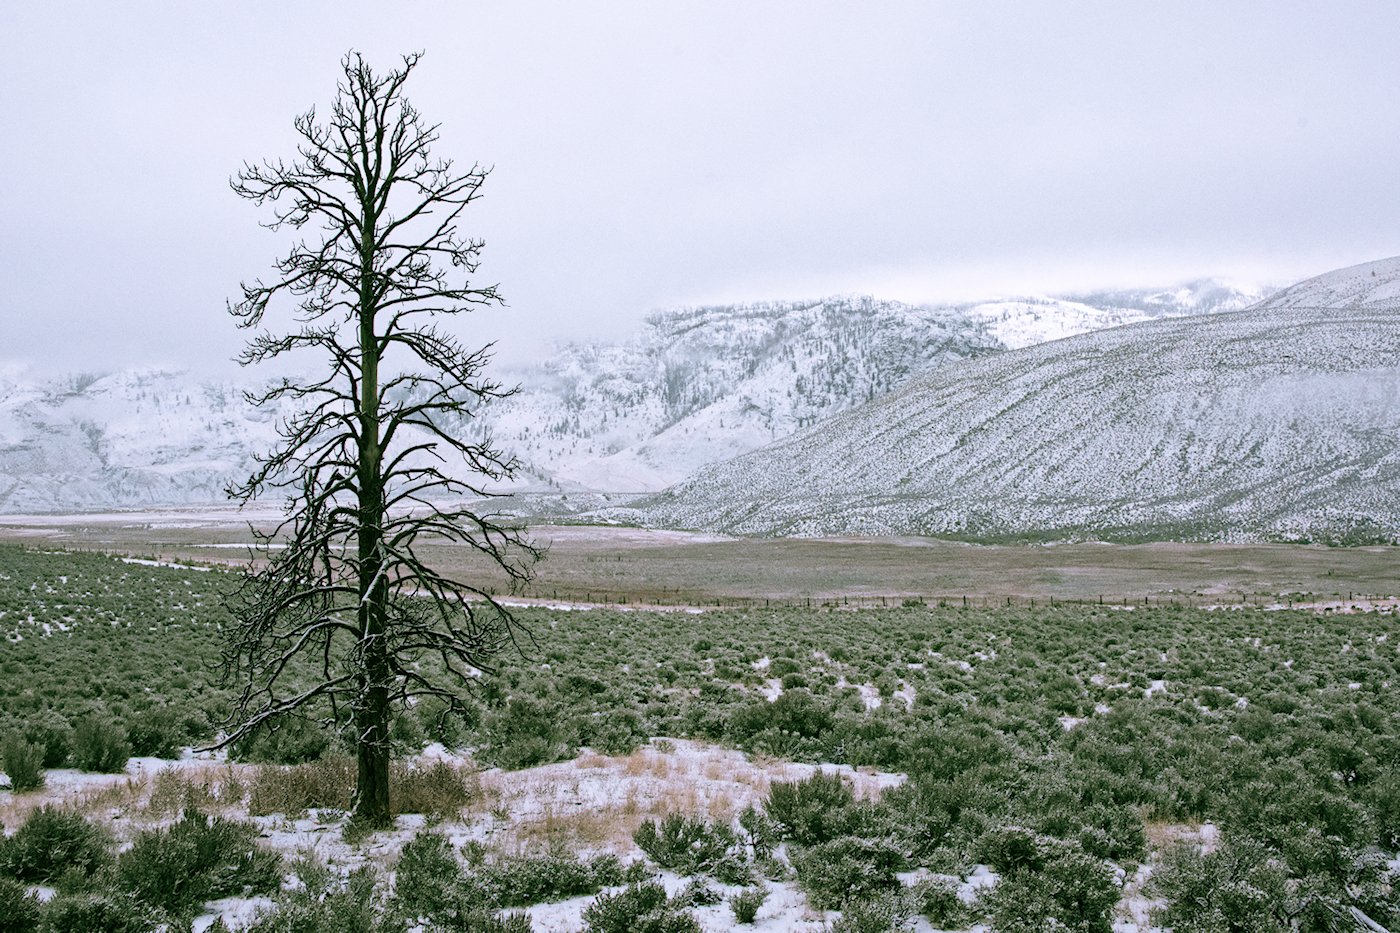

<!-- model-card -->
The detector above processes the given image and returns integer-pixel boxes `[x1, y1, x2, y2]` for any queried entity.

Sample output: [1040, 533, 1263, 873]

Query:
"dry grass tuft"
[394, 759, 478, 819]
[246, 756, 477, 819]
[248, 757, 356, 816]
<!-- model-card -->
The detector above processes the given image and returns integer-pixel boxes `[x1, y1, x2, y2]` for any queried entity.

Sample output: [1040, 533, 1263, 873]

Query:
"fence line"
[483, 587, 1395, 612]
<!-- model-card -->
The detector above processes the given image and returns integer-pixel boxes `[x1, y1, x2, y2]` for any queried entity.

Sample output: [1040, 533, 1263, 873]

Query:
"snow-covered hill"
[0, 369, 293, 513]
[0, 280, 1267, 513]
[625, 258, 1400, 543]
[472, 283, 1266, 491]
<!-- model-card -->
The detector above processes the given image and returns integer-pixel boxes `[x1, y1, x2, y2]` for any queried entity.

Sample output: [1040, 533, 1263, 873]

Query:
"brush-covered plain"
[1, 546, 1398, 931]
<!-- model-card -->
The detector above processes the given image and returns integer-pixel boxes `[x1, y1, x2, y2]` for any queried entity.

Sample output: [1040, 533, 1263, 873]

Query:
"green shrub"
[394, 833, 626, 920]
[113, 809, 282, 916]
[462, 911, 535, 933]
[830, 891, 914, 933]
[581, 881, 700, 933]
[232, 716, 334, 765]
[125, 707, 184, 758]
[1, 734, 44, 792]
[480, 696, 579, 770]
[728, 885, 768, 924]
[729, 690, 834, 745]
[394, 830, 469, 920]
[0, 877, 41, 933]
[1368, 772, 1400, 850]
[489, 849, 624, 906]
[912, 876, 967, 926]
[583, 708, 647, 756]
[976, 835, 1119, 933]
[1149, 837, 1291, 932]
[412, 695, 478, 750]
[634, 813, 749, 882]
[71, 715, 130, 773]
[975, 826, 1047, 874]
[791, 836, 903, 910]
[765, 772, 858, 846]
[37, 890, 160, 933]
[20, 713, 72, 769]
[241, 863, 389, 933]
[737, 805, 778, 857]
[677, 878, 720, 907]
[0, 806, 110, 882]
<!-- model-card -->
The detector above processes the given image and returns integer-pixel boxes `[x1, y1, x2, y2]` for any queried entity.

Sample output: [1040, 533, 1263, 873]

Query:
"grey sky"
[3, 1, 1399, 372]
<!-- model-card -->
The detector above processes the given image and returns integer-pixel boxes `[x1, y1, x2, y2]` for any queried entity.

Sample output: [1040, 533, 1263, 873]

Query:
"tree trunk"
[352, 215, 392, 828]
[353, 671, 391, 825]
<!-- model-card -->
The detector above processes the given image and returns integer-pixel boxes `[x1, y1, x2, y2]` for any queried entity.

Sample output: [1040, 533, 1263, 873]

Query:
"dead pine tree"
[220, 51, 538, 828]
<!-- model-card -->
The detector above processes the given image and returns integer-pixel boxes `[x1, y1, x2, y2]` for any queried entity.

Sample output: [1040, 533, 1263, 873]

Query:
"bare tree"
[221, 51, 537, 827]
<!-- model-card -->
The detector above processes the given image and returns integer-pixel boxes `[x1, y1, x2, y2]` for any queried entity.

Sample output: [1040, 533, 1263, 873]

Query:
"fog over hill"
[0, 280, 1266, 513]
[625, 258, 1400, 543]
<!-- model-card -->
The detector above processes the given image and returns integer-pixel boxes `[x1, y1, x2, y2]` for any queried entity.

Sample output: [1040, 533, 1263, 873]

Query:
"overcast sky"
[3, 1, 1399, 372]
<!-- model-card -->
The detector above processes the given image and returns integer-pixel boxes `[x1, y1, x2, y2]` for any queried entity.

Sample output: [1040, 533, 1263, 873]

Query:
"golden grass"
[2, 739, 902, 871]
[475, 739, 898, 855]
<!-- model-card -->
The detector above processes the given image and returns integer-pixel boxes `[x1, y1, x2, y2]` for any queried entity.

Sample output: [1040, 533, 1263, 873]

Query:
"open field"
[1, 545, 1398, 930]
[1, 507, 1398, 608]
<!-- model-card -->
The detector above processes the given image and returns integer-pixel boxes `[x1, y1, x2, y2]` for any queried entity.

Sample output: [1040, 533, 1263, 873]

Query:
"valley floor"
[1, 507, 1397, 608]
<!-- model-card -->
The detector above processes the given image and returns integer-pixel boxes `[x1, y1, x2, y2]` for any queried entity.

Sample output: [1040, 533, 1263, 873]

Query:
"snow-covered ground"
[0, 739, 1204, 931]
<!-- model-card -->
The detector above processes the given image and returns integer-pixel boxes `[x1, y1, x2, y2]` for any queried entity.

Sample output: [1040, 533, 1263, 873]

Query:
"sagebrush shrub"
[633, 813, 749, 882]
[480, 696, 579, 770]
[583, 708, 646, 756]
[232, 716, 333, 765]
[676, 878, 720, 907]
[241, 864, 391, 933]
[113, 809, 282, 916]
[737, 805, 778, 857]
[125, 707, 184, 758]
[1368, 772, 1400, 850]
[729, 689, 834, 745]
[72, 715, 130, 773]
[765, 772, 858, 846]
[791, 836, 903, 910]
[975, 826, 1046, 874]
[581, 881, 700, 933]
[394, 830, 467, 920]
[489, 849, 622, 906]
[1, 734, 44, 792]
[975, 835, 1118, 933]
[728, 885, 768, 924]
[394, 831, 626, 921]
[829, 891, 914, 933]
[0, 806, 110, 882]
[912, 876, 967, 926]
[21, 712, 73, 769]
[36, 890, 160, 933]
[0, 876, 41, 933]
[1148, 837, 1291, 933]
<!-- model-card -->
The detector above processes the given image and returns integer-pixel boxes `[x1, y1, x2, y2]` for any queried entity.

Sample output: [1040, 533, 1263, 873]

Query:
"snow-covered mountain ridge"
[620, 258, 1400, 543]
[0, 279, 1267, 513]
[470, 281, 1267, 491]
